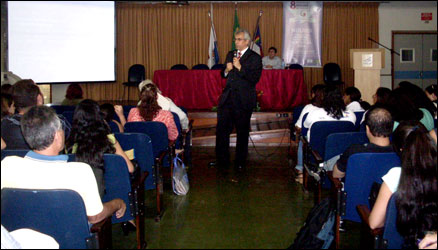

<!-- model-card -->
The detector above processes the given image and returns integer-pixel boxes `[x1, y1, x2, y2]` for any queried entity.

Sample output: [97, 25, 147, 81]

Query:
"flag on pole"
[252, 25, 263, 57]
[208, 22, 220, 69]
[231, 7, 240, 51]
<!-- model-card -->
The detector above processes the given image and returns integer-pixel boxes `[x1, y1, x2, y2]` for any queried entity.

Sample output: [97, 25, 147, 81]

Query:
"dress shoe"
[121, 221, 136, 236]
[208, 161, 217, 168]
[234, 164, 246, 173]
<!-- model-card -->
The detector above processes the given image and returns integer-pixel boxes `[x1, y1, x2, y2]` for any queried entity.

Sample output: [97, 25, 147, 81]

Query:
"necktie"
[237, 51, 241, 59]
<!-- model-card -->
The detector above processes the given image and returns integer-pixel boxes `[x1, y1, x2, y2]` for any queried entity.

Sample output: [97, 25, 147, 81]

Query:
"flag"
[208, 23, 220, 69]
[231, 8, 240, 51]
[252, 25, 263, 57]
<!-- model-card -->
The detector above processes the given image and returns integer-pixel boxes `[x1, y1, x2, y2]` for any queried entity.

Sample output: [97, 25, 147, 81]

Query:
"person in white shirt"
[343, 86, 365, 112]
[369, 121, 437, 249]
[138, 80, 189, 131]
[262, 47, 283, 69]
[294, 84, 325, 140]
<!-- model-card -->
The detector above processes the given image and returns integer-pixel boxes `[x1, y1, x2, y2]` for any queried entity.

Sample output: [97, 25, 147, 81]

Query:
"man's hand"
[265, 65, 273, 69]
[233, 57, 241, 71]
[114, 105, 124, 116]
[225, 62, 233, 73]
[115, 201, 126, 219]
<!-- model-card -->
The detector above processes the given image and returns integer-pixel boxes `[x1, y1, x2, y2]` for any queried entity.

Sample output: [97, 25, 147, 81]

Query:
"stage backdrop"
[79, 2, 378, 106]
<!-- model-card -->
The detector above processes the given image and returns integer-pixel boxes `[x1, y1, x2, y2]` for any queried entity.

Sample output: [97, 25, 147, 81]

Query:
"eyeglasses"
[234, 38, 246, 41]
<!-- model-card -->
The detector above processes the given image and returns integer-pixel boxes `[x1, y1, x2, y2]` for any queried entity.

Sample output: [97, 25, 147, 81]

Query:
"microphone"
[233, 50, 238, 58]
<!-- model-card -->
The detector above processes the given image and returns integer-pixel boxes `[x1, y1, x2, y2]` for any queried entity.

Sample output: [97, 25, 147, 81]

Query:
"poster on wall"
[282, 1, 323, 68]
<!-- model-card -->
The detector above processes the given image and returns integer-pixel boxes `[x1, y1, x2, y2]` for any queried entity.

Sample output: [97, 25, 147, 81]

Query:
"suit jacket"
[219, 49, 263, 111]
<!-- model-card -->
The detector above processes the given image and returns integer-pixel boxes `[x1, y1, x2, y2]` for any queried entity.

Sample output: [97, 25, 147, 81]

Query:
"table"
[153, 69, 308, 110]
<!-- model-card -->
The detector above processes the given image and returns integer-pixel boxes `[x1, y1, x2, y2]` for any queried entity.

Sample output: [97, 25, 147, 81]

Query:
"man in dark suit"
[212, 29, 262, 172]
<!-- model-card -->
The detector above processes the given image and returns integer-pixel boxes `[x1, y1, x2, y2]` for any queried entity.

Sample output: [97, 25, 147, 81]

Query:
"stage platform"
[188, 112, 292, 147]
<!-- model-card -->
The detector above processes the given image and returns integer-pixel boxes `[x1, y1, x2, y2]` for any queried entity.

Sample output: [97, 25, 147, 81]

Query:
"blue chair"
[192, 64, 209, 70]
[171, 112, 183, 150]
[1, 188, 111, 249]
[290, 105, 305, 141]
[108, 121, 120, 133]
[211, 63, 224, 70]
[1, 149, 29, 160]
[381, 193, 404, 249]
[354, 111, 365, 131]
[170, 64, 188, 70]
[62, 111, 75, 125]
[288, 64, 303, 70]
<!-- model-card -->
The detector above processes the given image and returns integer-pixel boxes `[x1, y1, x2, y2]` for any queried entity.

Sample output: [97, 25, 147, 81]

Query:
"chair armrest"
[90, 215, 112, 249]
[131, 171, 149, 189]
[328, 171, 343, 190]
[356, 204, 384, 236]
[311, 148, 323, 163]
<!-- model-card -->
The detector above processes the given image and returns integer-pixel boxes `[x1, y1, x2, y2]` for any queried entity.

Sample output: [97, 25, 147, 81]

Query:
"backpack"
[289, 197, 336, 249]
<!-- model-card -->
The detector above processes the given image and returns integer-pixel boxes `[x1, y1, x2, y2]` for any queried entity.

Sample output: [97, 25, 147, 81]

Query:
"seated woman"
[65, 99, 134, 198]
[100, 103, 126, 133]
[369, 121, 437, 248]
[1, 93, 15, 120]
[343, 86, 367, 112]
[61, 83, 83, 106]
[127, 83, 178, 143]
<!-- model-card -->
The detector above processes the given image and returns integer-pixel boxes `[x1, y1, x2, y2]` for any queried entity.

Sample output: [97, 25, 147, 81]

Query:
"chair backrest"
[300, 112, 310, 137]
[62, 111, 74, 125]
[343, 152, 401, 222]
[324, 132, 369, 161]
[128, 64, 145, 83]
[114, 132, 155, 190]
[382, 193, 404, 249]
[323, 63, 342, 85]
[309, 121, 356, 159]
[170, 64, 188, 70]
[211, 63, 224, 70]
[49, 105, 77, 115]
[354, 111, 365, 130]
[171, 112, 183, 149]
[68, 154, 134, 224]
[124, 121, 169, 159]
[288, 64, 303, 70]
[108, 121, 120, 133]
[291, 105, 305, 140]
[1, 188, 96, 249]
[192, 64, 209, 70]
[1, 149, 29, 160]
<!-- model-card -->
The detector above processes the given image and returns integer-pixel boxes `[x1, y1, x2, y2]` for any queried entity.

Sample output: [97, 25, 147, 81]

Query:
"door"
[393, 32, 437, 90]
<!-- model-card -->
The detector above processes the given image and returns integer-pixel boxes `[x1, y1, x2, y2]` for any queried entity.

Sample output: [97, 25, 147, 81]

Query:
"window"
[400, 48, 415, 63]
[431, 49, 437, 62]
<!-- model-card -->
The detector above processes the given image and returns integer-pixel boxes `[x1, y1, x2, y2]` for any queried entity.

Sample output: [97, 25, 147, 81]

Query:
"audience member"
[398, 81, 436, 119]
[1, 93, 15, 119]
[138, 79, 189, 131]
[1, 137, 5, 150]
[262, 47, 283, 69]
[360, 87, 391, 124]
[128, 83, 178, 142]
[66, 99, 134, 198]
[100, 103, 126, 133]
[368, 121, 437, 249]
[343, 86, 365, 112]
[294, 84, 326, 141]
[425, 84, 437, 117]
[294, 85, 356, 183]
[386, 87, 434, 131]
[1, 83, 13, 94]
[1, 80, 71, 149]
[332, 107, 394, 178]
[61, 83, 84, 106]
[419, 232, 437, 249]
[1, 105, 126, 225]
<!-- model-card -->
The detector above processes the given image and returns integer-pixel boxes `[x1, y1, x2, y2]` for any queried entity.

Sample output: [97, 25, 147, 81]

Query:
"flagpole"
[251, 10, 263, 50]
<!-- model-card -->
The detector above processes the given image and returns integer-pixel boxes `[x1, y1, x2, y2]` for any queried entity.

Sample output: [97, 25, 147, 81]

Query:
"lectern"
[350, 49, 385, 104]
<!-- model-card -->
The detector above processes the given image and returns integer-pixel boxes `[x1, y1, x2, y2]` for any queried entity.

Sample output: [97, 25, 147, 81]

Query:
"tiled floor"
[111, 145, 362, 249]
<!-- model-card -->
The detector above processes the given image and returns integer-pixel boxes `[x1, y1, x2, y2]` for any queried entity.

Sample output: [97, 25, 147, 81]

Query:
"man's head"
[364, 107, 393, 138]
[234, 29, 251, 51]
[21, 106, 64, 152]
[11, 79, 42, 113]
[268, 47, 277, 59]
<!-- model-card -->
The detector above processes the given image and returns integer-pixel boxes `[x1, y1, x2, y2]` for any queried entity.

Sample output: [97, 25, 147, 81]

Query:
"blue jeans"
[295, 140, 303, 172]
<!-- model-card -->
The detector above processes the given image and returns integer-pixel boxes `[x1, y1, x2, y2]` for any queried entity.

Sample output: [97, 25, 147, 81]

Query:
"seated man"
[1, 106, 125, 224]
[332, 107, 395, 179]
[262, 47, 283, 69]
[1, 80, 71, 149]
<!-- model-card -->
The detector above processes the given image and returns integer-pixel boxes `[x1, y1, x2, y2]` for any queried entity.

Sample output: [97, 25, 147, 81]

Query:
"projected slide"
[8, 1, 115, 83]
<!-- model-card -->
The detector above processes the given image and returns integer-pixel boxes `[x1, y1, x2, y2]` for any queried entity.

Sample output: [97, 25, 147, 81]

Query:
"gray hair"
[235, 29, 251, 41]
[21, 106, 62, 151]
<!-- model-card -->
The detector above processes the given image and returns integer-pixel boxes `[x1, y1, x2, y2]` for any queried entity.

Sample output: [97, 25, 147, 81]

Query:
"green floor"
[111, 146, 361, 249]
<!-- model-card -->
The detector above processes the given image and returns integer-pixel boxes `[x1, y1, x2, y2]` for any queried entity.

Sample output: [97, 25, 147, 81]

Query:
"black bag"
[289, 197, 336, 249]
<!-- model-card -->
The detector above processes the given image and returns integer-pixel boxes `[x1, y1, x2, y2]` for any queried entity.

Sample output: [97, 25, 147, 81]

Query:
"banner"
[251, 24, 263, 57]
[282, 1, 323, 68]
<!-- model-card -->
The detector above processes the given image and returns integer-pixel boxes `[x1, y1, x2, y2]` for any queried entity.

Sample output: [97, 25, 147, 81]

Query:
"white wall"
[379, 1, 437, 89]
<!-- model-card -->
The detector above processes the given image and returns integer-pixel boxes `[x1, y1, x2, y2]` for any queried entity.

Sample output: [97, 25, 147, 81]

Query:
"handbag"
[172, 154, 189, 195]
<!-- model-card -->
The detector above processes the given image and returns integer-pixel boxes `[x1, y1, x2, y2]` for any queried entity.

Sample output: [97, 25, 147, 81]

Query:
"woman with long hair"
[66, 99, 134, 198]
[369, 121, 437, 248]
[127, 83, 178, 142]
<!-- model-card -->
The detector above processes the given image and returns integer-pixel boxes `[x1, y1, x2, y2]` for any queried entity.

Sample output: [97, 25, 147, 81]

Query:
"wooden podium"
[350, 49, 385, 104]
